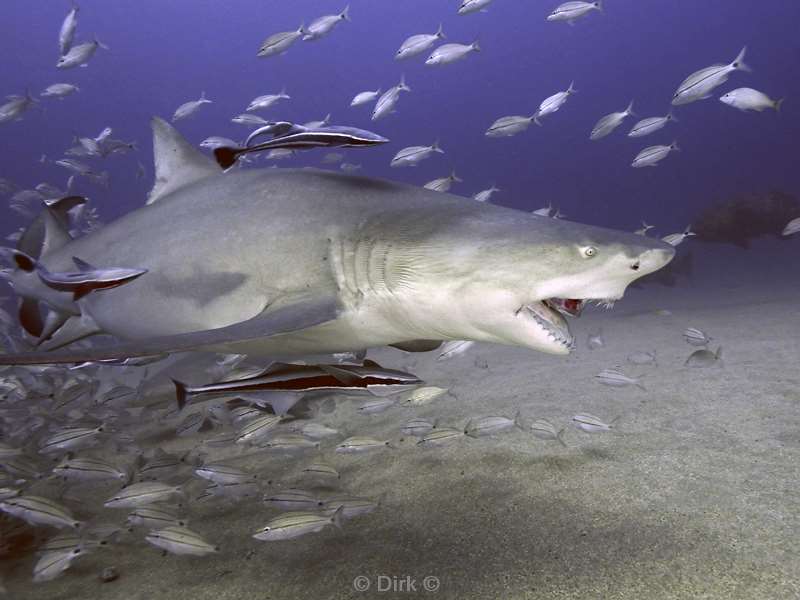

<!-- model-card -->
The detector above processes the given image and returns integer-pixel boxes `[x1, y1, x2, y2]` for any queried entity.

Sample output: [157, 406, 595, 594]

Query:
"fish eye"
[582, 246, 597, 258]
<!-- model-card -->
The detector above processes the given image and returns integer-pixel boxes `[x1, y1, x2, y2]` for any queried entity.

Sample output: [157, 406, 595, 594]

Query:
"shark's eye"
[582, 246, 597, 258]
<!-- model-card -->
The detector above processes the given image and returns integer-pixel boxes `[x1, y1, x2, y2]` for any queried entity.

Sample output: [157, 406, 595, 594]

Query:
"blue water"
[1, 0, 797, 235]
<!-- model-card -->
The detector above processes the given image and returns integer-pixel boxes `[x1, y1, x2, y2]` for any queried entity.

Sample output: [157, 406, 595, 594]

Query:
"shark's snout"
[636, 246, 675, 275]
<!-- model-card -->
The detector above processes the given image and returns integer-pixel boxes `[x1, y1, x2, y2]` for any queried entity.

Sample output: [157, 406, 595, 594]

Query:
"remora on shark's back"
[0, 118, 674, 365]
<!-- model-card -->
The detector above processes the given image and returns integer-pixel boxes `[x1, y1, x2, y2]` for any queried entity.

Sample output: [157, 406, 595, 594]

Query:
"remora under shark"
[0, 118, 674, 365]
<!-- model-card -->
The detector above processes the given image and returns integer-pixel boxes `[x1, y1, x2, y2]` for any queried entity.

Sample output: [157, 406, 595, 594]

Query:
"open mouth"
[520, 297, 617, 351]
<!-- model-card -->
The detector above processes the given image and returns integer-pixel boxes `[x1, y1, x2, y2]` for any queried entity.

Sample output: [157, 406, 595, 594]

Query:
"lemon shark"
[0, 118, 674, 365]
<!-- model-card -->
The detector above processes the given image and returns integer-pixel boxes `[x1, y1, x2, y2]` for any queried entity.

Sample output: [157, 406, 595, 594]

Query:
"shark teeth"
[524, 303, 574, 349]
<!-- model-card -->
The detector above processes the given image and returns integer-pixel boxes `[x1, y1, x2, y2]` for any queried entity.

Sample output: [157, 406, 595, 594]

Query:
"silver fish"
[547, 1, 603, 24]
[572, 413, 617, 433]
[465, 412, 523, 437]
[56, 37, 108, 69]
[127, 505, 187, 529]
[194, 463, 255, 485]
[0, 91, 36, 123]
[0, 495, 81, 529]
[424, 170, 462, 193]
[172, 92, 212, 122]
[486, 114, 539, 137]
[246, 89, 290, 112]
[590, 100, 635, 140]
[321, 152, 344, 164]
[300, 463, 340, 479]
[257, 24, 304, 58]
[402, 386, 448, 406]
[473, 184, 500, 203]
[199, 136, 238, 150]
[336, 436, 392, 454]
[104, 481, 182, 509]
[297, 422, 339, 439]
[673, 47, 750, 106]
[396, 25, 444, 60]
[258, 434, 319, 452]
[720, 87, 784, 112]
[632, 141, 679, 168]
[59, 4, 79, 55]
[320, 495, 379, 519]
[235, 414, 283, 445]
[594, 367, 646, 390]
[53, 456, 127, 482]
[437, 340, 474, 360]
[634, 221, 654, 235]
[417, 427, 465, 447]
[390, 141, 443, 167]
[41, 83, 80, 99]
[459, 0, 494, 14]
[529, 419, 567, 446]
[33, 548, 84, 583]
[145, 525, 219, 556]
[685, 346, 723, 368]
[351, 89, 381, 107]
[372, 75, 411, 120]
[782, 217, 800, 236]
[401, 418, 436, 437]
[536, 82, 577, 120]
[253, 507, 343, 541]
[425, 41, 480, 66]
[303, 5, 350, 41]
[628, 112, 676, 138]
[231, 113, 270, 126]
[661, 225, 695, 246]
[358, 397, 396, 414]
[38, 425, 105, 454]
[263, 489, 322, 511]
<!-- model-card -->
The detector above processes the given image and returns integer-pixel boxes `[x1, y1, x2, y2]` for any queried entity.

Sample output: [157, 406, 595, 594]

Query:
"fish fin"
[330, 505, 345, 529]
[10, 250, 35, 272]
[513, 410, 524, 430]
[0, 295, 341, 365]
[173, 379, 188, 411]
[732, 46, 750, 72]
[715, 346, 723, 360]
[36, 309, 71, 346]
[147, 117, 221, 205]
[19, 298, 44, 337]
[263, 392, 301, 416]
[318, 364, 362, 386]
[774, 98, 784, 112]
[435, 23, 444, 39]
[72, 256, 93, 271]
[556, 428, 568, 447]
[389, 340, 443, 353]
[340, 4, 350, 21]
[18, 198, 82, 259]
[213, 147, 239, 170]
[34, 313, 102, 351]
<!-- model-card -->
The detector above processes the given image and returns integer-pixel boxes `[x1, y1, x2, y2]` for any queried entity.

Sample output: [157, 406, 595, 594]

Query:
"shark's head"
[403, 210, 675, 355]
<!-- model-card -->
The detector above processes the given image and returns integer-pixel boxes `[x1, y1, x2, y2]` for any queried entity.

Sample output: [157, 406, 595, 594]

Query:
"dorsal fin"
[16, 197, 85, 259]
[146, 117, 221, 205]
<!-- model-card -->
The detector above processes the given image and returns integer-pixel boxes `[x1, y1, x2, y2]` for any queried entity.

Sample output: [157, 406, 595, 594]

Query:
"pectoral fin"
[0, 296, 341, 365]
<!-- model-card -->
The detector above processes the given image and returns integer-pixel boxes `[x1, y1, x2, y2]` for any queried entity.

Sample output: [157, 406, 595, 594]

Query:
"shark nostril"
[631, 261, 640, 271]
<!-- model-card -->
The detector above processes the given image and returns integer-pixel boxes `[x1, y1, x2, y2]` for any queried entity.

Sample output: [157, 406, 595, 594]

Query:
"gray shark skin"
[0, 118, 674, 365]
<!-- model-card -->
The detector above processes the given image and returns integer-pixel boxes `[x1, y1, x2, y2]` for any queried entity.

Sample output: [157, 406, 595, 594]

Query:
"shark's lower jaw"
[521, 296, 620, 353]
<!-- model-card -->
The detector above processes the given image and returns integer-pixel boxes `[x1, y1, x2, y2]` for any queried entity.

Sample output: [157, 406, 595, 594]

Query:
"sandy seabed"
[3, 240, 800, 600]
